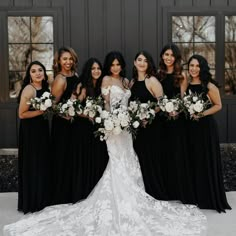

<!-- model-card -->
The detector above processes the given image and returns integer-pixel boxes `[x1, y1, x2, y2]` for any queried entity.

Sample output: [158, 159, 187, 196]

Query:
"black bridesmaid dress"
[186, 83, 231, 212]
[130, 79, 168, 200]
[160, 73, 195, 204]
[51, 74, 80, 205]
[18, 88, 51, 213]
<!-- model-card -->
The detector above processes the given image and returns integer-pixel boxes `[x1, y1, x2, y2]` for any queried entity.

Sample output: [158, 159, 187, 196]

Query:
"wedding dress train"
[3, 85, 207, 236]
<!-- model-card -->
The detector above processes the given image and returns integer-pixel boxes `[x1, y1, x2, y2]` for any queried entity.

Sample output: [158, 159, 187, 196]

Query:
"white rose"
[44, 99, 52, 108]
[192, 96, 198, 102]
[40, 104, 47, 111]
[61, 104, 68, 112]
[101, 110, 109, 119]
[113, 126, 122, 135]
[68, 106, 75, 116]
[188, 104, 195, 115]
[193, 101, 204, 113]
[132, 121, 140, 128]
[165, 102, 174, 113]
[86, 101, 92, 108]
[95, 117, 101, 123]
[41, 91, 50, 98]
[104, 119, 114, 131]
[120, 119, 129, 127]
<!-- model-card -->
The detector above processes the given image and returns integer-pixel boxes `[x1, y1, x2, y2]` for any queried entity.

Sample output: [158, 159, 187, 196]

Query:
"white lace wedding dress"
[3, 85, 207, 236]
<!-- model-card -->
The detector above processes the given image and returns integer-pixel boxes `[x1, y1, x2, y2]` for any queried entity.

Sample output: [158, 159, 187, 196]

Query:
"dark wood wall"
[0, 0, 236, 147]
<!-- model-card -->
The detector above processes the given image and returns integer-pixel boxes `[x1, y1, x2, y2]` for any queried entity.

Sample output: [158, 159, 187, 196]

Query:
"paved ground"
[0, 192, 235, 236]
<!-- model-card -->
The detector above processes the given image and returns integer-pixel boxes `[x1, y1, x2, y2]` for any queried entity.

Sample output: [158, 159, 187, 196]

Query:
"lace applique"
[101, 86, 111, 96]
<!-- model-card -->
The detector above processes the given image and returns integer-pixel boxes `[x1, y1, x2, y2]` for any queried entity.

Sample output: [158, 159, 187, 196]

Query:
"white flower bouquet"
[157, 95, 183, 120]
[83, 96, 104, 119]
[27, 91, 54, 118]
[182, 90, 210, 120]
[94, 103, 131, 141]
[127, 100, 156, 136]
[55, 98, 83, 121]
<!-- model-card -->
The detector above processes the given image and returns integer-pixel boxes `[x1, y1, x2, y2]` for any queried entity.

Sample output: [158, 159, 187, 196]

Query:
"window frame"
[162, 6, 236, 99]
[0, 7, 62, 103]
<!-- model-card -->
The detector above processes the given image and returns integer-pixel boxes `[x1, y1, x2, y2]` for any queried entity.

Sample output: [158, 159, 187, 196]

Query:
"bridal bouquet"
[182, 90, 210, 119]
[157, 95, 183, 120]
[27, 91, 55, 118]
[83, 96, 104, 119]
[94, 102, 131, 141]
[55, 98, 83, 121]
[127, 100, 156, 134]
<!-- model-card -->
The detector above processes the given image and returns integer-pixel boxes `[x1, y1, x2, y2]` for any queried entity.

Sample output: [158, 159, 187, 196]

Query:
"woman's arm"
[101, 76, 111, 112]
[18, 86, 44, 119]
[51, 74, 66, 103]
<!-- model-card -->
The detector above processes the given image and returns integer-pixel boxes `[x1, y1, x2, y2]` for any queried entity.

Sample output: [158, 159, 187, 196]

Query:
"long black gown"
[130, 79, 168, 200]
[71, 98, 109, 203]
[186, 83, 231, 212]
[51, 74, 80, 205]
[160, 73, 195, 204]
[18, 88, 51, 213]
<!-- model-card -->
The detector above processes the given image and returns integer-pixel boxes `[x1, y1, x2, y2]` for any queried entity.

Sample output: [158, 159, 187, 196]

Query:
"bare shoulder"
[149, 76, 161, 86]
[123, 78, 130, 87]
[208, 82, 219, 92]
[129, 79, 135, 89]
[21, 84, 35, 99]
[101, 76, 112, 87]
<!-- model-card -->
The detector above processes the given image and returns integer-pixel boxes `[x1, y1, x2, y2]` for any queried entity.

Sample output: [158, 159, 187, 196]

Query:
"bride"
[3, 51, 207, 236]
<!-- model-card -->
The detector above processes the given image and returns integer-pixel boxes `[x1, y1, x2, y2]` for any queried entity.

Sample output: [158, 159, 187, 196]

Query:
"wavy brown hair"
[157, 43, 184, 87]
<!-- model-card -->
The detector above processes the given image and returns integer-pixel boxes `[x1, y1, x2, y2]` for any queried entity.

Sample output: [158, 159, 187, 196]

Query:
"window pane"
[172, 16, 193, 42]
[225, 43, 236, 69]
[194, 16, 215, 42]
[8, 17, 30, 43]
[175, 42, 194, 65]
[32, 44, 54, 70]
[31, 16, 53, 43]
[225, 16, 236, 42]
[225, 70, 236, 95]
[194, 43, 215, 69]
[9, 44, 31, 71]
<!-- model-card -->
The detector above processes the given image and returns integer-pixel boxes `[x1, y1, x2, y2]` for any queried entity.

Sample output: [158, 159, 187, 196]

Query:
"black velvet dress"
[130, 79, 168, 200]
[51, 74, 80, 205]
[71, 95, 109, 203]
[186, 83, 231, 212]
[18, 88, 51, 213]
[160, 73, 195, 204]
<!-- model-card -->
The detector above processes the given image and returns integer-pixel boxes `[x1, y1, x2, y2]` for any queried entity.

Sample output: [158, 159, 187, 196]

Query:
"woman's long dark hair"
[157, 43, 184, 86]
[188, 54, 220, 94]
[79, 58, 103, 97]
[17, 61, 48, 103]
[132, 50, 157, 82]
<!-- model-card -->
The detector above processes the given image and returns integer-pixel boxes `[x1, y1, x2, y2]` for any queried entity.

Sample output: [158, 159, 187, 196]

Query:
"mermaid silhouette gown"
[3, 85, 207, 236]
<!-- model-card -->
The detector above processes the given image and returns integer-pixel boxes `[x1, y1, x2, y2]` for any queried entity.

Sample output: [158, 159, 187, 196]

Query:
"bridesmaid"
[17, 61, 51, 213]
[186, 54, 231, 212]
[71, 58, 109, 202]
[51, 46, 80, 205]
[157, 43, 195, 204]
[129, 51, 167, 200]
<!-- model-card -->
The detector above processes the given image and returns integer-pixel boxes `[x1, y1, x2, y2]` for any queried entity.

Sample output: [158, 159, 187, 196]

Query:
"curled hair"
[53, 46, 78, 75]
[188, 54, 220, 94]
[132, 50, 157, 82]
[157, 43, 184, 86]
[79, 58, 103, 97]
[103, 51, 126, 78]
[17, 61, 48, 103]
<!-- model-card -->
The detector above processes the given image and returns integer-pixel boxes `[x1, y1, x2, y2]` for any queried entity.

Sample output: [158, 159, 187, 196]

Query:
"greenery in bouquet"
[55, 98, 83, 121]
[83, 96, 104, 119]
[182, 90, 210, 120]
[94, 102, 131, 141]
[27, 91, 55, 119]
[157, 94, 183, 120]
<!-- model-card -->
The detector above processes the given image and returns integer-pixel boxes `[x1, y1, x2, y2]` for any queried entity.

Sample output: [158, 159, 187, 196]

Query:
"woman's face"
[59, 51, 74, 73]
[188, 58, 200, 79]
[162, 49, 175, 67]
[91, 62, 102, 80]
[134, 54, 148, 73]
[30, 64, 45, 83]
[110, 59, 122, 77]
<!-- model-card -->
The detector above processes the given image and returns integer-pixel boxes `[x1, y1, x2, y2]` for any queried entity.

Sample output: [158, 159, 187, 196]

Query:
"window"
[8, 16, 54, 98]
[172, 16, 216, 76]
[225, 16, 236, 95]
